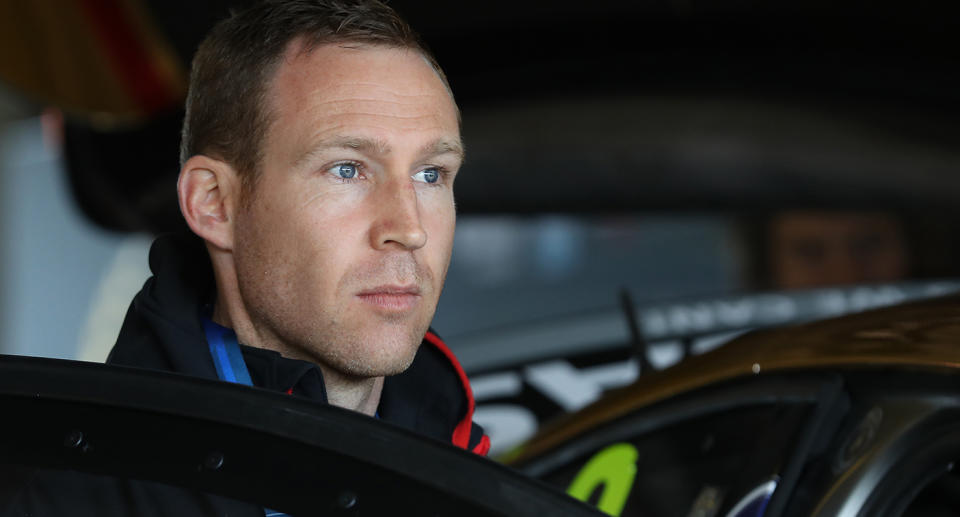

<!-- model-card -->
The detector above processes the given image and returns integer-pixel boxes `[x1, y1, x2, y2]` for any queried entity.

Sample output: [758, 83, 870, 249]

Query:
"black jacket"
[1, 234, 487, 517]
[108, 234, 488, 454]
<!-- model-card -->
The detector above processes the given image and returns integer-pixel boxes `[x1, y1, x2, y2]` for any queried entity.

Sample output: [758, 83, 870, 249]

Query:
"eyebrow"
[293, 135, 465, 169]
[425, 138, 466, 162]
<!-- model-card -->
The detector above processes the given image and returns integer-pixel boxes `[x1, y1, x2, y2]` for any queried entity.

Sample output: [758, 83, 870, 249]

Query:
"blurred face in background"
[769, 211, 909, 289]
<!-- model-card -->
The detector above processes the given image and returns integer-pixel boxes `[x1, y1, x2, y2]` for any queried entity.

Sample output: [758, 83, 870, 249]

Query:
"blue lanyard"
[202, 317, 380, 418]
[203, 318, 254, 386]
[202, 318, 290, 517]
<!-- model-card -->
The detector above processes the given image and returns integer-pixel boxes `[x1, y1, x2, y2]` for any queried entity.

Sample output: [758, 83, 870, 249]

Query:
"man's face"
[770, 212, 907, 289]
[231, 43, 461, 377]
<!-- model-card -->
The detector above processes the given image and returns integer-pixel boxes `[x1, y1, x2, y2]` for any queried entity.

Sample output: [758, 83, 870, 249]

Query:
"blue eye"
[413, 168, 440, 184]
[333, 163, 358, 179]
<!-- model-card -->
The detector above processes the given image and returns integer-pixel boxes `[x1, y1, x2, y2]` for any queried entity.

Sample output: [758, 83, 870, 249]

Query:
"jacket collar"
[107, 233, 482, 450]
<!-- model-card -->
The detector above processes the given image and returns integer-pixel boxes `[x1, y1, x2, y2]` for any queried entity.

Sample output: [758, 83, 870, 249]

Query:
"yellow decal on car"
[567, 442, 638, 516]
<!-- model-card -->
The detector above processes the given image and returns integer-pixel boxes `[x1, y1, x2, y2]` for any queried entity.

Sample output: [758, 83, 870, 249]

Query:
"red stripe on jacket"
[423, 331, 488, 456]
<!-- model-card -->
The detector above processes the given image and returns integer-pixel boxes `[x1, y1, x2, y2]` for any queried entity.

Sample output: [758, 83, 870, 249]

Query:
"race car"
[507, 295, 960, 516]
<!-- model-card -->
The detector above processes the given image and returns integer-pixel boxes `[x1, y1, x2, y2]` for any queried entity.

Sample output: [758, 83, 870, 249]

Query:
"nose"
[369, 178, 427, 251]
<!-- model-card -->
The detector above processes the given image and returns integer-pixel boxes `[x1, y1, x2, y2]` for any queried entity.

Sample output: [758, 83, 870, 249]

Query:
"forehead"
[263, 42, 460, 162]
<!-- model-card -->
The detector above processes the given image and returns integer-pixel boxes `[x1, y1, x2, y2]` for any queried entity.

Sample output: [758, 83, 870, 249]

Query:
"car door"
[0, 355, 603, 517]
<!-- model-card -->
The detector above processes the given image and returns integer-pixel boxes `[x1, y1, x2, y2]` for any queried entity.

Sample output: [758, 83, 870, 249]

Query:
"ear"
[177, 155, 240, 251]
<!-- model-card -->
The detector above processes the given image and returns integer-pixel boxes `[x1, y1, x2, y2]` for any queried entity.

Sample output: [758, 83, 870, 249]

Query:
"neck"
[319, 370, 384, 415]
[208, 246, 384, 416]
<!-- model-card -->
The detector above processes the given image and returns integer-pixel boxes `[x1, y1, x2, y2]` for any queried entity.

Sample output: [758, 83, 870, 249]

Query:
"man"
[107, 0, 489, 454]
[2, 1, 486, 515]
[0, 0, 490, 516]
[765, 211, 909, 289]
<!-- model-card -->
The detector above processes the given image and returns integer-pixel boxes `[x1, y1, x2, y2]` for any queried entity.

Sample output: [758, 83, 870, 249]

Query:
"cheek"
[298, 200, 383, 290]
[240, 192, 352, 277]
[423, 196, 456, 267]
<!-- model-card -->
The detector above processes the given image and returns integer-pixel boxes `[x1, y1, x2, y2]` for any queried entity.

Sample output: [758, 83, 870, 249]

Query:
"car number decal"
[567, 443, 639, 516]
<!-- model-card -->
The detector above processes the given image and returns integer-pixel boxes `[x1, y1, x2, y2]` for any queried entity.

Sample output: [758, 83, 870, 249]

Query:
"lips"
[356, 284, 422, 312]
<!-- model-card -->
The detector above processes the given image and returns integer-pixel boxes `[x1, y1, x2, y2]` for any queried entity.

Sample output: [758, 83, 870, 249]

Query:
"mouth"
[356, 284, 422, 312]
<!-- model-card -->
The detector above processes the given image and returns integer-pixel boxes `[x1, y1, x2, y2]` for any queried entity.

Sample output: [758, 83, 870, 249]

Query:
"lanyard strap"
[202, 318, 290, 517]
[202, 318, 254, 386]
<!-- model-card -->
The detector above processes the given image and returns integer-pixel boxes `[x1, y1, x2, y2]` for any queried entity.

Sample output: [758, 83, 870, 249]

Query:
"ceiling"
[2, 0, 958, 231]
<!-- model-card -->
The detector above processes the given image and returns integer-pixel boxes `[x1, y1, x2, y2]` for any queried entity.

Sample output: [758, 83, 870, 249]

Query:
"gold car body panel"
[509, 296, 960, 463]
